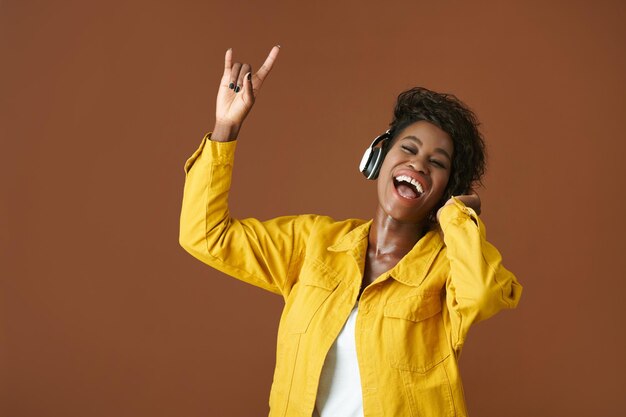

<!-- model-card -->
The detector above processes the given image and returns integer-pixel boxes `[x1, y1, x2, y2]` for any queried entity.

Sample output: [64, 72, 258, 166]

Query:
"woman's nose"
[408, 157, 429, 175]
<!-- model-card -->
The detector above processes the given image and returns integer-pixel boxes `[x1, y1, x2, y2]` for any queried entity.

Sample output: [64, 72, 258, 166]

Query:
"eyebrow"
[402, 135, 452, 161]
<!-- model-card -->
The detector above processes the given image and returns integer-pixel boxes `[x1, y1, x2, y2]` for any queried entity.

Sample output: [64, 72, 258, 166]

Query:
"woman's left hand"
[436, 192, 481, 221]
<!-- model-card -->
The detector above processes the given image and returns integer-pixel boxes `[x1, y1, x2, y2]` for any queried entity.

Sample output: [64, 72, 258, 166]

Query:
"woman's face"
[376, 121, 454, 224]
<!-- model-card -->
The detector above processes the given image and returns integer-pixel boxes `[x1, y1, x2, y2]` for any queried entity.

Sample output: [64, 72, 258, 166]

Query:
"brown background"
[2, 0, 625, 416]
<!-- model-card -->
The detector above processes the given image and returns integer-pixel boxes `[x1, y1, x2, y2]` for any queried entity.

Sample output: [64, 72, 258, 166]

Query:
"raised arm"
[179, 46, 316, 297]
[437, 196, 522, 350]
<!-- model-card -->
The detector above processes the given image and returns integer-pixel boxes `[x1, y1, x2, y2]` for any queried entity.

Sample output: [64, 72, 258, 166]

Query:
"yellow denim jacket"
[179, 135, 522, 417]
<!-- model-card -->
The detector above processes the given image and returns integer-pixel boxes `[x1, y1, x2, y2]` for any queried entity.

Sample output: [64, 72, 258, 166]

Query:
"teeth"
[395, 175, 424, 194]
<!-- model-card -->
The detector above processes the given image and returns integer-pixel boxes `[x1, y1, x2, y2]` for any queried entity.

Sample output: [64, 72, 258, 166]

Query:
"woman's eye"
[401, 145, 416, 154]
[430, 159, 445, 168]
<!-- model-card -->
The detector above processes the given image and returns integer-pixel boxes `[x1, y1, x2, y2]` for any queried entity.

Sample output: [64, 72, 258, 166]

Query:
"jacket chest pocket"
[382, 293, 450, 373]
[285, 284, 335, 334]
[284, 260, 341, 334]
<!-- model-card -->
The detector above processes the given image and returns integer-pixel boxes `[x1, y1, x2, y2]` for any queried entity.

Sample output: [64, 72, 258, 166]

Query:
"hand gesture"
[212, 46, 280, 141]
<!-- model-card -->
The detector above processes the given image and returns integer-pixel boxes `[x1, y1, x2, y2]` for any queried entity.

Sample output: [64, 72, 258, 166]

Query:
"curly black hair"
[382, 87, 487, 209]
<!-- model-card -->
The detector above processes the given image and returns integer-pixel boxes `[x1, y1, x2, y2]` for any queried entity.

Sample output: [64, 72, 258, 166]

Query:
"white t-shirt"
[313, 305, 364, 417]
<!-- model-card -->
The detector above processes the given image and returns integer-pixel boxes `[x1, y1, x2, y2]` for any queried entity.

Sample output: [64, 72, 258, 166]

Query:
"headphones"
[359, 130, 392, 180]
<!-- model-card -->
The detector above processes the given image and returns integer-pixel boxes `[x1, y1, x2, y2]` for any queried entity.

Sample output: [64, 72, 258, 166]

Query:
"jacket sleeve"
[438, 197, 522, 350]
[178, 134, 316, 297]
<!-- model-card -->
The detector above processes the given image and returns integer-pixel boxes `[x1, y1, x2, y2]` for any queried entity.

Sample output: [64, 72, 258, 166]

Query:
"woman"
[179, 46, 522, 417]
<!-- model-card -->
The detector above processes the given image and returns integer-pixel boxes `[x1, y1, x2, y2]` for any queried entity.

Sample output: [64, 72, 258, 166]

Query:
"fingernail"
[228, 82, 235, 89]
[276, 44, 281, 48]
[246, 73, 251, 81]
[235, 85, 241, 93]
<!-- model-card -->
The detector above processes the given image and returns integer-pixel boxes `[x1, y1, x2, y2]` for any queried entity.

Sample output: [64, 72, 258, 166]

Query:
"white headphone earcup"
[367, 148, 383, 179]
[360, 147, 382, 179]
[359, 129, 391, 180]
[359, 147, 372, 174]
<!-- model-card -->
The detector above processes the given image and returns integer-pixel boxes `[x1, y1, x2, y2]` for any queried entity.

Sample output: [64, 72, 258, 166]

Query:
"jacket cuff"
[438, 197, 480, 233]
[184, 133, 238, 173]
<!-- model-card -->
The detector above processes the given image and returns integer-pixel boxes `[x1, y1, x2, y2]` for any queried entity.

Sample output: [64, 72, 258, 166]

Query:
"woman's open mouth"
[393, 175, 424, 199]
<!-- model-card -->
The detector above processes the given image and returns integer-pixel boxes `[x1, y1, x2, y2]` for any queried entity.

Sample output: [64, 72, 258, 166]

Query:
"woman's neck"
[368, 205, 427, 261]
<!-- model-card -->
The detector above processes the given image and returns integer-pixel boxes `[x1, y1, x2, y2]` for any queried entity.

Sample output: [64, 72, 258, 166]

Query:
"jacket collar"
[327, 220, 445, 287]
[390, 229, 444, 287]
[327, 220, 372, 253]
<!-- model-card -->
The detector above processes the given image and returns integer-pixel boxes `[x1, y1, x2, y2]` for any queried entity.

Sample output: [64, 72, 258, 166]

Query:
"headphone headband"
[367, 129, 392, 149]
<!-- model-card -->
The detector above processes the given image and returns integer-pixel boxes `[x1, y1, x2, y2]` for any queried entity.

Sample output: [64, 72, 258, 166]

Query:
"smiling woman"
[381, 87, 487, 210]
[376, 121, 455, 226]
[179, 46, 522, 417]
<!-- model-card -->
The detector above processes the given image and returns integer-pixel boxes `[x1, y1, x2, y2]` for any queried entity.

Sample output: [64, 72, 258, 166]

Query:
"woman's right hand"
[212, 45, 280, 142]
